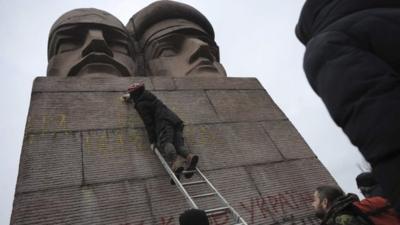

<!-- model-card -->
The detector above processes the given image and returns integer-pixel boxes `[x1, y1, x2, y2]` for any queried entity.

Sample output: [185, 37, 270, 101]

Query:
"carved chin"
[186, 65, 223, 77]
[74, 63, 123, 77]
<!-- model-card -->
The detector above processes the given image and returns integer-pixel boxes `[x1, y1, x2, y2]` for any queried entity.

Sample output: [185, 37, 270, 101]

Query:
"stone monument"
[47, 8, 136, 77]
[126, 1, 226, 77]
[11, 2, 336, 225]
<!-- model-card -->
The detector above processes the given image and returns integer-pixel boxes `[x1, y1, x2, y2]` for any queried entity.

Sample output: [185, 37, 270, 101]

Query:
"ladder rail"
[154, 147, 199, 209]
[196, 168, 248, 225]
[153, 146, 248, 225]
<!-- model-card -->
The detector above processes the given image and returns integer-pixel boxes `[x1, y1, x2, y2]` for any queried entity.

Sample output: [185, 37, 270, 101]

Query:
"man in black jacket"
[296, 0, 400, 213]
[124, 83, 199, 181]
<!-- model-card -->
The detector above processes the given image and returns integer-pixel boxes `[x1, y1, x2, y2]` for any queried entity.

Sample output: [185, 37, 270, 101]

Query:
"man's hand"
[150, 143, 155, 152]
[121, 93, 130, 102]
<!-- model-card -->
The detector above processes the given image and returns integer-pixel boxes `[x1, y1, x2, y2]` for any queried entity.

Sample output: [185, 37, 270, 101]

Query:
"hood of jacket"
[356, 196, 391, 213]
[296, 0, 400, 45]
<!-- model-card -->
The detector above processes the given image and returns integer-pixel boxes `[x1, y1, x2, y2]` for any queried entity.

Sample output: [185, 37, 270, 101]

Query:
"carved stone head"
[127, 1, 226, 77]
[47, 8, 136, 77]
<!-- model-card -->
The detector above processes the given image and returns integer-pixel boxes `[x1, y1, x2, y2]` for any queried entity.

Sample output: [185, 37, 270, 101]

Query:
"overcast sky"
[0, 0, 366, 223]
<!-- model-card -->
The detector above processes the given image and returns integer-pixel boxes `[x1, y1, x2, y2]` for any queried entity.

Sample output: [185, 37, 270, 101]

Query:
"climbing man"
[123, 82, 199, 182]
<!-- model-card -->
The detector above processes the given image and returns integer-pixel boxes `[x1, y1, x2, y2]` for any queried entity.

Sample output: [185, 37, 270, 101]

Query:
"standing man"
[124, 83, 199, 181]
[311, 185, 371, 225]
[353, 172, 400, 224]
[296, 0, 400, 213]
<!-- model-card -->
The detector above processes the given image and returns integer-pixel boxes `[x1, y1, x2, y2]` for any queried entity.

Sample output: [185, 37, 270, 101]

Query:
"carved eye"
[57, 38, 82, 54]
[158, 47, 177, 57]
[103, 29, 131, 55]
[108, 41, 129, 55]
[152, 42, 178, 58]
[147, 34, 184, 59]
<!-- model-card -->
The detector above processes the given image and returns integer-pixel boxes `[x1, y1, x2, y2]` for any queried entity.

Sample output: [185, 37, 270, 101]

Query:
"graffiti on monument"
[23, 112, 221, 153]
[135, 190, 318, 225]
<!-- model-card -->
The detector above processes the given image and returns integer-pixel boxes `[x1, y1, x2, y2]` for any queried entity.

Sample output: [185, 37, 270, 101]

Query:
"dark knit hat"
[179, 209, 209, 225]
[356, 172, 377, 188]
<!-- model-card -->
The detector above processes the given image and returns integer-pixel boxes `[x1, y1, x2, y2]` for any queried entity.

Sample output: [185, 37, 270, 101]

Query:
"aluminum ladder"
[153, 147, 248, 225]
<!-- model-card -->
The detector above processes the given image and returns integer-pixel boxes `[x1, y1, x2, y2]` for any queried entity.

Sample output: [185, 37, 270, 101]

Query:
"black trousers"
[157, 121, 190, 158]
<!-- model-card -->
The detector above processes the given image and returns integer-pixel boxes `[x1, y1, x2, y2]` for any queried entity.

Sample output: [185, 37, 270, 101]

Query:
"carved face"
[47, 24, 135, 77]
[144, 32, 226, 77]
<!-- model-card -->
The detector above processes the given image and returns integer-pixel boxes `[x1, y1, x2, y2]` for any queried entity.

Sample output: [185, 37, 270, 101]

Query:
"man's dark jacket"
[130, 89, 183, 144]
[296, 0, 400, 212]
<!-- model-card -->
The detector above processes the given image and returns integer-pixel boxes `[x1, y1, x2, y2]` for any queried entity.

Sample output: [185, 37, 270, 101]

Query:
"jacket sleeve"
[135, 102, 157, 144]
[304, 31, 400, 163]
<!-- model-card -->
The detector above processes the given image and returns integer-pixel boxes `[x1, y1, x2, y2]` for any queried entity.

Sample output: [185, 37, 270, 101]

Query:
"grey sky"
[0, 0, 365, 223]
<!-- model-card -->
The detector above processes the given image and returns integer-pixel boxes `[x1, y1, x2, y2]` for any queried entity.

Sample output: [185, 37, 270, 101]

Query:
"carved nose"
[82, 30, 113, 57]
[188, 39, 214, 64]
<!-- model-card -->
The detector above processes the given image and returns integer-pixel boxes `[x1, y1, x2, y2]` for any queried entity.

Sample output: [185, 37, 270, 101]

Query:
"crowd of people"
[312, 172, 400, 225]
[176, 172, 400, 225]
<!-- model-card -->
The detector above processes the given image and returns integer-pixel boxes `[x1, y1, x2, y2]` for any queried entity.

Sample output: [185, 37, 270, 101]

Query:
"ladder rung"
[192, 192, 216, 199]
[206, 210, 229, 218]
[182, 170, 196, 174]
[154, 148, 247, 224]
[205, 206, 229, 214]
[181, 180, 206, 186]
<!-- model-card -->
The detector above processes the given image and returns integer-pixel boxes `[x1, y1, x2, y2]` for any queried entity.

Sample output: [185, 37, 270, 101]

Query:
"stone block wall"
[11, 77, 336, 225]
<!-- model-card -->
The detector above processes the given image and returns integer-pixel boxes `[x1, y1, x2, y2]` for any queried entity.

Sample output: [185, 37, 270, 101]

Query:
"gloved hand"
[150, 143, 155, 152]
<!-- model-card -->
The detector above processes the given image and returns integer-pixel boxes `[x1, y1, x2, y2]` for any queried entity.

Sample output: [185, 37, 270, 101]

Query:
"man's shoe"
[184, 154, 199, 178]
[170, 156, 185, 185]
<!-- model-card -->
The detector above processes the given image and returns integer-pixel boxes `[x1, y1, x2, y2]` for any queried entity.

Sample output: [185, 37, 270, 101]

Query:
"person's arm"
[304, 31, 400, 163]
